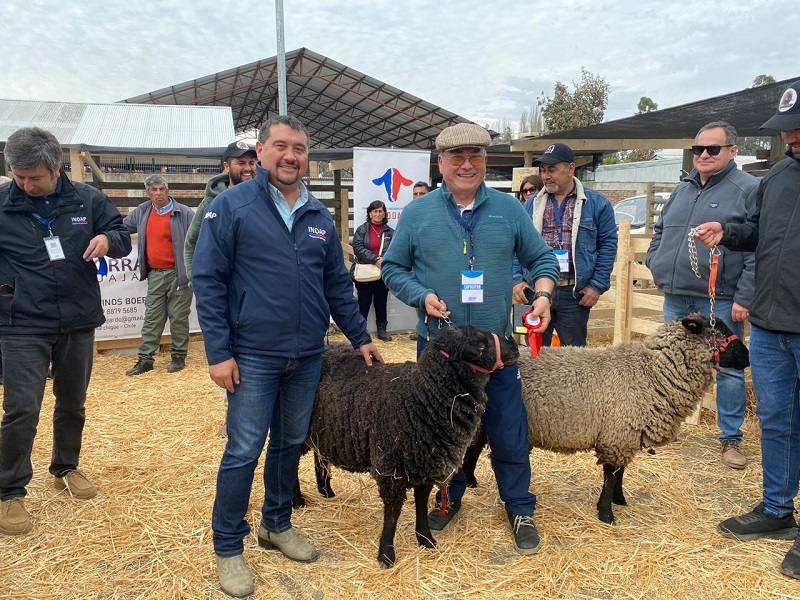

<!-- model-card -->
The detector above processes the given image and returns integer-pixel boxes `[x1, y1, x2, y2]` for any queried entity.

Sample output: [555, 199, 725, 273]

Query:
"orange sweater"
[145, 211, 175, 268]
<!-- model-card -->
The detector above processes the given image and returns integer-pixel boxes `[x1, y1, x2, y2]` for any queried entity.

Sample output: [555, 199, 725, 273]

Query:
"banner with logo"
[353, 147, 430, 229]
[95, 245, 200, 341]
[352, 148, 431, 332]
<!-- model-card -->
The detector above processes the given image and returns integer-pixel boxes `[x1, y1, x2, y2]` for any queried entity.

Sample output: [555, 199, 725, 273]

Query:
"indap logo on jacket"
[371, 167, 413, 203]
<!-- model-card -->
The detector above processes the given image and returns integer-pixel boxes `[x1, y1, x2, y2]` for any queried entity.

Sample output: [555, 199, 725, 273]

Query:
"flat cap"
[435, 123, 492, 152]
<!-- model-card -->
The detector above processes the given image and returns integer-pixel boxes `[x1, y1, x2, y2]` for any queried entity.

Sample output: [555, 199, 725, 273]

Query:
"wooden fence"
[598, 220, 716, 424]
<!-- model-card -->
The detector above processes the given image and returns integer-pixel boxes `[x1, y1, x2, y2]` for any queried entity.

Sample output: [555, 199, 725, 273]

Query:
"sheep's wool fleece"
[519, 320, 717, 467]
[308, 342, 489, 493]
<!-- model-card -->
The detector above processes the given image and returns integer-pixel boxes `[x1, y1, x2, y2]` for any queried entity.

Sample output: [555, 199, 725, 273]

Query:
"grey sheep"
[306, 323, 518, 568]
[463, 313, 749, 525]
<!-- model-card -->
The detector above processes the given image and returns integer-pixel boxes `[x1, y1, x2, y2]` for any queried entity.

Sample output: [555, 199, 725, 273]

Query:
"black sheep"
[306, 323, 518, 568]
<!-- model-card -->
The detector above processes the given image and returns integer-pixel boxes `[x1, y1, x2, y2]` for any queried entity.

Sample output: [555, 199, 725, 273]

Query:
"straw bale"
[0, 332, 796, 599]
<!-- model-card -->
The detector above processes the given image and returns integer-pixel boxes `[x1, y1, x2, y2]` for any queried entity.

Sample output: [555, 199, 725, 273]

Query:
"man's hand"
[424, 293, 449, 319]
[578, 287, 600, 308]
[358, 343, 384, 366]
[694, 222, 724, 248]
[512, 282, 531, 304]
[731, 302, 749, 323]
[209, 358, 239, 393]
[524, 299, 552, 333]
[83, 233, 110, 261]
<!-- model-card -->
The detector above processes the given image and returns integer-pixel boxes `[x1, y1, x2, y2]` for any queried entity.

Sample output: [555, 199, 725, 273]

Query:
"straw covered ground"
[1, 332, 798, 600]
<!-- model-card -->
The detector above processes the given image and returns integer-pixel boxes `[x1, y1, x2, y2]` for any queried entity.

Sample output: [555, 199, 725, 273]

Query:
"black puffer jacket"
[352, 220, 394, 266]
[722, 153, 800, 333]
[0, 174, 132, 335]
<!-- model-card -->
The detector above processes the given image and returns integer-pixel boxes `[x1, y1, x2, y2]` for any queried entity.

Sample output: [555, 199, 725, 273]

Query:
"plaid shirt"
[541, 188, 577, 280]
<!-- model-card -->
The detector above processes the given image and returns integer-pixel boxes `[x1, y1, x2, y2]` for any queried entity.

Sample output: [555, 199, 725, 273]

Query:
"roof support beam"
[511, 138, 696, 152]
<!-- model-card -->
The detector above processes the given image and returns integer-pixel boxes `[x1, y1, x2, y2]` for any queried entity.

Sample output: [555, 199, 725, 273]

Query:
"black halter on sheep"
[462, 313, 749, 525]
[306, 323, 518, 568]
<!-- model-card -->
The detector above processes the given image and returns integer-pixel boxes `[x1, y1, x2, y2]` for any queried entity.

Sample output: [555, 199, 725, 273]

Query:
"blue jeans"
[0, 330, 95, 499]
[662, 294, 746, 442]
[543, 285, 591, 347]
[212, 352, 322, 557]
[749, 325, 800, 518]
[417, 337, 535, 516]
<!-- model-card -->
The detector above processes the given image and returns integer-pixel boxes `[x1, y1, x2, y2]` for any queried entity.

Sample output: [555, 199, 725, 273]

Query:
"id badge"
[44, 236, 66, 261]
[462, 270, 484, 303]
[554, 249, 569, 273]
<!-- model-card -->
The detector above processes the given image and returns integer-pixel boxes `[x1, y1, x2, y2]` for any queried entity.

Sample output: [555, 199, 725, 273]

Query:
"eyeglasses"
[691, 144, 734, 156]
[521, 187, 537, 195]
[442, 153, 486, 167]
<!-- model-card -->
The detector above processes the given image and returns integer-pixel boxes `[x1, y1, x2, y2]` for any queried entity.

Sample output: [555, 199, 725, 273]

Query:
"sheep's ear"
[681, 314, 705, 334]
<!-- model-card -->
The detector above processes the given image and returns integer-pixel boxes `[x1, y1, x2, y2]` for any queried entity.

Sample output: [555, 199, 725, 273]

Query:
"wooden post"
[681, 148, 693, 181]
[613, 220, 633, 345]
[69, 148, 85, 183]
[338, 188, 349, 244]
[769, 135, 784, 167]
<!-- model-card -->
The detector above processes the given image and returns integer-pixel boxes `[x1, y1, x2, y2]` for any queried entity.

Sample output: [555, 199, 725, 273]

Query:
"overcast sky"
[4, 0, 798, 131]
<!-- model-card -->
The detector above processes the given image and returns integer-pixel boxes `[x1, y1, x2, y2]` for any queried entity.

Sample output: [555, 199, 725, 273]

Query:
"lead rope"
[688, 228, 721, 329]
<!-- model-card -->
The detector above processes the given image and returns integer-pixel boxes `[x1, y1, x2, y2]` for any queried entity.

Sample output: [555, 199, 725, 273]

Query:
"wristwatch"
[532, 290, 552, 304]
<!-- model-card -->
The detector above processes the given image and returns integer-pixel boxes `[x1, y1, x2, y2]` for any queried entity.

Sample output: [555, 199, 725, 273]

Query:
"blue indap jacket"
[191, 166, 370, 365]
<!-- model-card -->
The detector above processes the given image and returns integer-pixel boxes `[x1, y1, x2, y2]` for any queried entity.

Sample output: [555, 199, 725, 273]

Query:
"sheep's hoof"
[416, 531, 437, 549]
[612, 495, 627, 506]
[319, 487, 336, 499]
[598, 512, 616, 525]
[292, 496, 306, 509]
[378, 547, 396, 569]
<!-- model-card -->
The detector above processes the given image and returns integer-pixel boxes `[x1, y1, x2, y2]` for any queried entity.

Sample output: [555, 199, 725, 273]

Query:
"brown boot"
[54, 469, 97, 499]
[721, 440, 747, 469]
[257, 525, 319, 562]
[0, 498, 33, 535]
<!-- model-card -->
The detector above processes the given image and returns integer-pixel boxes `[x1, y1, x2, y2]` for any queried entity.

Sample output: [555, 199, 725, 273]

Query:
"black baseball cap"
[222, 141, 257, 162]
[533, 143, 575, 166]
[760, 80, 800, 132]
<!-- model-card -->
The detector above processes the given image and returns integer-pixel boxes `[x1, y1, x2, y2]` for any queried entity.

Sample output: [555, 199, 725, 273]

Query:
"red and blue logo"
[372, 168, 413, 203]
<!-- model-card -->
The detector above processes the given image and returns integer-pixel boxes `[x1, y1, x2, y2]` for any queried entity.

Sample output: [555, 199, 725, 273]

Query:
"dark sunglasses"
[521, 187, 537, 195]
[691, 144, 733, 156]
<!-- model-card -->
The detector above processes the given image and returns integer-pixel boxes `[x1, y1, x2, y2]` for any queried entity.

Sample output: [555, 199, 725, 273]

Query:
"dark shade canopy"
[123, 47, 473, 150]
[512, 76, 800, 153]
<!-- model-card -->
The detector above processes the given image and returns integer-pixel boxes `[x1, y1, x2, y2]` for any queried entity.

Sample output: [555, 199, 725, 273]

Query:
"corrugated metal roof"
[0, 99, 235, 157]
[123, 47, 475, 150]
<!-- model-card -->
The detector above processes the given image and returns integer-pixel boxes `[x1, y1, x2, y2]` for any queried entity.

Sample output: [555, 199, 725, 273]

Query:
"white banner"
[352, 147, 430, 229]
[352, 147, 431, 332]
[95, 245, 200, 341]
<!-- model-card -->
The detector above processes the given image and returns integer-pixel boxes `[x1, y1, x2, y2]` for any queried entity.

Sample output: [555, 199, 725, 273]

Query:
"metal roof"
[0, 99, 235, 156]
[512, 76, 800, 153]
[122, 47, 473, 149]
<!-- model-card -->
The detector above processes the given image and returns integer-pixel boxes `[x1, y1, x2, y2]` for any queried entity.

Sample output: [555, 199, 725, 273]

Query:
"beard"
[229, 170, 253, 186]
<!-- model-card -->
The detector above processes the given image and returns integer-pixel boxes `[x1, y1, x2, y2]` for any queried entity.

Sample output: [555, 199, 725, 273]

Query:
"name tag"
[462, 270, 484, 303]
[45, 236, 66, 261]
[554, 249, 569, 273]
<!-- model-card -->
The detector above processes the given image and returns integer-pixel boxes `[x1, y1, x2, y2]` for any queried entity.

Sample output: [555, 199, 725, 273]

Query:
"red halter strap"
[439, 333, 504, 374]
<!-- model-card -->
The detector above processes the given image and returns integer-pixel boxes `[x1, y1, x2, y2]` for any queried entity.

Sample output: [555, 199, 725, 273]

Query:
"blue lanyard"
[548, 194, 567, 245]
[32, 213, 57, 236]
[447, 204, 481, 270]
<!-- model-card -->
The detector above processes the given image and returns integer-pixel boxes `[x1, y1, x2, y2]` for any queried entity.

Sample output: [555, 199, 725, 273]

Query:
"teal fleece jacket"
[382, 182, 559, 338]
